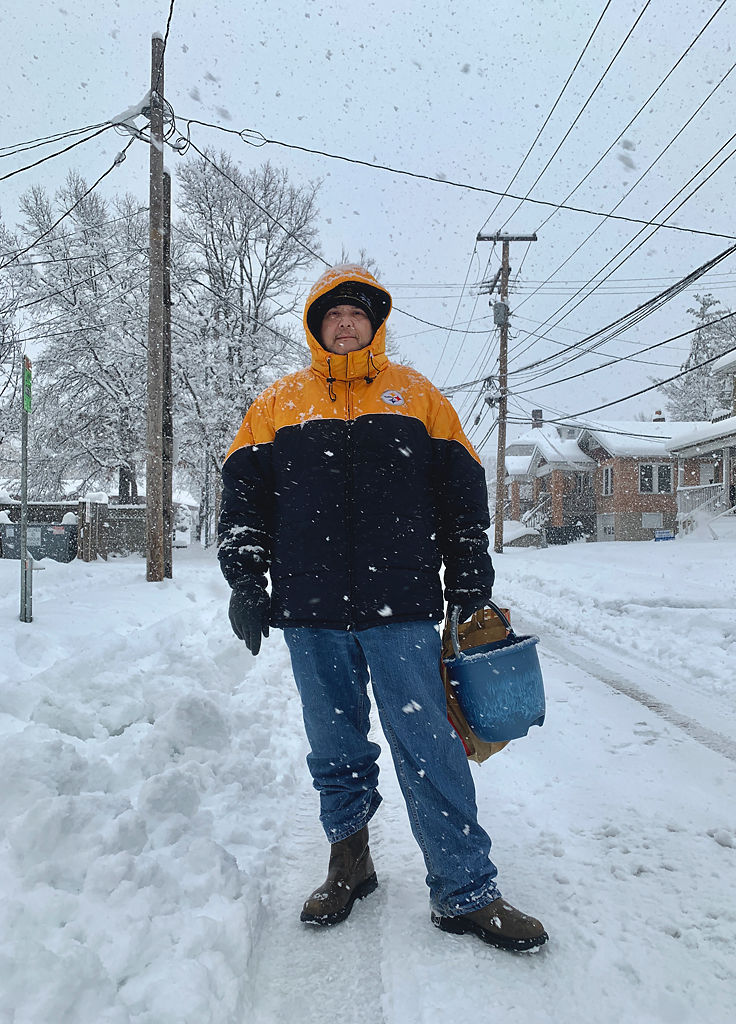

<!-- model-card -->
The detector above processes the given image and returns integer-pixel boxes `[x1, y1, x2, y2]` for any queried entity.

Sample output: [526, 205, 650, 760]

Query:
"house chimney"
[532, 409, 543, 429]
[652, 410, 665, 422]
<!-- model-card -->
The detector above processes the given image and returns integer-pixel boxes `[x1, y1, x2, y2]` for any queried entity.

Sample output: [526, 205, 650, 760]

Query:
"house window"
[642, 512, 664, 529]
[639, 463, 673, 494]
[602, 466, 613, 496]
[575, 473, 592, 494]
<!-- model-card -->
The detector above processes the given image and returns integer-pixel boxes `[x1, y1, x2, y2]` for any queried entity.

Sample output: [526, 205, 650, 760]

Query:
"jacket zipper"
[345, 380, 355, 629]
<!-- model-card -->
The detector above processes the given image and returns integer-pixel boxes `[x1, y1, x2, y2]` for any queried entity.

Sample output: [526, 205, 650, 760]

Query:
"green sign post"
[23, 357, 32, 412]
[20, 356, 32, 622]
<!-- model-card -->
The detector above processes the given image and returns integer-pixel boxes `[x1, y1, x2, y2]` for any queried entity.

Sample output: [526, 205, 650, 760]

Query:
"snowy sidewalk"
[1, 540, 735, 1023]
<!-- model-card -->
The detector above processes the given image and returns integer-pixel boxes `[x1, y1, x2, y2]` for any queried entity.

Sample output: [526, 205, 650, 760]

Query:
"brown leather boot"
[300, 826, 378, 926]
[432, 897, 548, 952]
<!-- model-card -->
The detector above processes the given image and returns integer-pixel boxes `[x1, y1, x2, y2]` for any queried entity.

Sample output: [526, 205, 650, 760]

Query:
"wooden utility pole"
[162, 169, 173, 578]
[146, 33, 166, 581]
[477, 232, 537, 554]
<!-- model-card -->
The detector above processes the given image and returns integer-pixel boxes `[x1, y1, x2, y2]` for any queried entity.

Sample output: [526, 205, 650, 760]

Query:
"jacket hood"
[303, 264, 392, 383]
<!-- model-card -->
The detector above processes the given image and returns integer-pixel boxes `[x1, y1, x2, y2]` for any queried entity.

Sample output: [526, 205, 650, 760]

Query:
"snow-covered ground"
[1, 530, 735, 1024]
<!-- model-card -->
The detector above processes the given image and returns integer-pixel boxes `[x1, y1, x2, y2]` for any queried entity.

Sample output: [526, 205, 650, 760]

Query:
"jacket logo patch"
[381, 390, 405, 407]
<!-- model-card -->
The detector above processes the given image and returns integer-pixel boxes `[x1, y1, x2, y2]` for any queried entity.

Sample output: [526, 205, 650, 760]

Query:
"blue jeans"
[283, 620, 501, 916]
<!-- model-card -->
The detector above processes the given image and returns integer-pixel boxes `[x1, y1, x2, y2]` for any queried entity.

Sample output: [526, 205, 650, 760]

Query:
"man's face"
[319, 304, 374, 354]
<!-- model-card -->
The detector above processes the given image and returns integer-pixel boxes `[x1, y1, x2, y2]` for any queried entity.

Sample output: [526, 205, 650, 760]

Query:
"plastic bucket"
[443, 602, 546, 743]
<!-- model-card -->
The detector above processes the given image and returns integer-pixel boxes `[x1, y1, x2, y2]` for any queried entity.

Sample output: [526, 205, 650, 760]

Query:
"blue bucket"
[443, 602, 545, 743]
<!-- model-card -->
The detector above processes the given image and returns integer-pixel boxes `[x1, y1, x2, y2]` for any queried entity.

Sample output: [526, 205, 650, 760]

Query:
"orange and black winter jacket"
[218, 265, 494, 630]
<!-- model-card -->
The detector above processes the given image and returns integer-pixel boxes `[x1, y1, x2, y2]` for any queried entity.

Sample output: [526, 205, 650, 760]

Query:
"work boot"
[300, 826, 378, 926]
[432, 897, 548, 952]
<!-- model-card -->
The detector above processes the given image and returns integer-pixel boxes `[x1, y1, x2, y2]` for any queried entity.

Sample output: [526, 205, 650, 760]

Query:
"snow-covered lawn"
[1, 535, 734, 1023]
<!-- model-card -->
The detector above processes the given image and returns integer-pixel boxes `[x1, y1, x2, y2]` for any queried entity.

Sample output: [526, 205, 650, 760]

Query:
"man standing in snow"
[218, 264, 548, 951]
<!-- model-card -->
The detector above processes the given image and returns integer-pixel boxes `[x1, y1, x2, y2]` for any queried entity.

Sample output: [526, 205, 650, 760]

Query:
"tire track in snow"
[540, 633, 736, 763]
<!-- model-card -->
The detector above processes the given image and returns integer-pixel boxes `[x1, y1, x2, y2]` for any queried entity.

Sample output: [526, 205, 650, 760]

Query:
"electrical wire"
[507, 148, 736, 382]
[430, 244, 487, 379]
[523, 0, 730, 246]
[498, 0, 654, 233]
[153, 0, 178, 96]
[15, 269, 149, 341]
[179, 116, 736, 242]
[0, 139, 136, 272]
[511, 310, 736, 395]
[506, 63, 736, 367]
[508, 0, 729, 291]
[0, 210, 149, 263]
[0, 125, 114, 184]
[0, 121, 113, 159]
[442, 5, 614, 389]
[177, 137, 492, 335]
[16, 251, 148, 312]
[448, 253, 735, 426]
[11, 246, 146, 269]
[547, 341, 736, 422]
[478, 0, 613, 236]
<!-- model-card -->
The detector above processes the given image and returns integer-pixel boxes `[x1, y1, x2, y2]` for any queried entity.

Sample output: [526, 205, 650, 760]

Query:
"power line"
[525, 0, 730, 244]
[178, 138, 492, 335]
[447, 244, 736, 419]
[11, 246, 146, 269]
[0, 139, 136, 272]
[430, 244, 487, 379]
[16, 251, 147, 312]
[498, 0, 654, 233]
[153, 0, 178, 96]
[0, 209, 149, 263]
[511, 310, 736, 395]
[505, 399, 680, 441]
[507, 148, 736, 380]
[0, 125, 114, 184]
[478, 0, 613, 236]
[507, 0, 730, 290]
[506, 61, 736, 366]
[455, 3, 613, 387]
[0, 121, 113, 159]
[550, 341, 736, 422]
[16, 269, 150, 341]
[180, 116, 736, 242]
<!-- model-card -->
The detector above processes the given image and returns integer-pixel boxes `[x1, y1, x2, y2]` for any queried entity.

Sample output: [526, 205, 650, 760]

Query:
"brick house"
[506, 417, 596, 543]
[506, 413, 713, 542]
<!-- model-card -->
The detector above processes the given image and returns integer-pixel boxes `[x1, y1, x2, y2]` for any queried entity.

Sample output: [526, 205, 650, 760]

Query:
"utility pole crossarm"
[477, 233, 538, 243]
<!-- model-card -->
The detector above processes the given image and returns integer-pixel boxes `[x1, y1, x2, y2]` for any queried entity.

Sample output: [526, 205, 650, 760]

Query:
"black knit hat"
[307, 281, 390, 340]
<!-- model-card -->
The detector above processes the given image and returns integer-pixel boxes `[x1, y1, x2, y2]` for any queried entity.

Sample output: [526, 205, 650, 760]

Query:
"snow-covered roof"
[505, 454, 535, 478]
[666, 415, 736, 455]
[578, 421, 710, 458]
[712, 348, 736, 376]
[506, 423, 594, 472]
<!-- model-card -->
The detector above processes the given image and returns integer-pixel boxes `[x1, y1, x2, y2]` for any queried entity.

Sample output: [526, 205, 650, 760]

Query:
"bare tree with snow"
[173, 152, 322, 526]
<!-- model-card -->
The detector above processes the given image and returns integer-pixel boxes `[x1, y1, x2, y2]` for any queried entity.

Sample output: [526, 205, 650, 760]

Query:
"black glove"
[228, 585, 270, 655]
[453, 592, 491, 624]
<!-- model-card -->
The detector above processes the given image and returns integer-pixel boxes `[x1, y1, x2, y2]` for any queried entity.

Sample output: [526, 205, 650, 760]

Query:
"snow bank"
[2, 537, 735, 1022]
[0, 550, 306, 1023]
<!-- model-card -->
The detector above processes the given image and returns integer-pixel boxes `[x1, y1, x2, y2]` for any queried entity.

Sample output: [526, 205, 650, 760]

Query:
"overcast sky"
[4, 0, 735, 444]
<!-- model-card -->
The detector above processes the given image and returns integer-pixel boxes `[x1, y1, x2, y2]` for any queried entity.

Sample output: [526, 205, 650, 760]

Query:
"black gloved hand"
[453, 593, 492, 624]
[228, 585, 270, 655]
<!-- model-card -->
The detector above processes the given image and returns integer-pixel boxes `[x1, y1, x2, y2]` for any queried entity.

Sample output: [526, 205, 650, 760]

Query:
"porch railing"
[522, 494, 551, 531]
[676, 482, 728, 532]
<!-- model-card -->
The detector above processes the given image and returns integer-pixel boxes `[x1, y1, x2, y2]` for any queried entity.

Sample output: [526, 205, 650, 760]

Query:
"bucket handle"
[450, 600, 517, 661]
